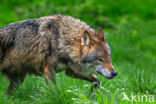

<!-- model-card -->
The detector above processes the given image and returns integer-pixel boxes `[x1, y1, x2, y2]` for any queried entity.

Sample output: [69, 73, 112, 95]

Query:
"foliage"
[0, 0, 156, 27]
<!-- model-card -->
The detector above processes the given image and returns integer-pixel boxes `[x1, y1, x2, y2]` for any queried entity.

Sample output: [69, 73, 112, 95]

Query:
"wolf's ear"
[97, 28, 106, 42]
[81, 31, 90, 46]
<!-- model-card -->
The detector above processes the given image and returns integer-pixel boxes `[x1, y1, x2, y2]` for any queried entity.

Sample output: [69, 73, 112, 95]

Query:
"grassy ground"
[0, 20, 155, 104]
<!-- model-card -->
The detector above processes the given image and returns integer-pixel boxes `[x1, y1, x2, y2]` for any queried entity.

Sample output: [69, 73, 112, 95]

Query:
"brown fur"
[0, 15, 117, 94]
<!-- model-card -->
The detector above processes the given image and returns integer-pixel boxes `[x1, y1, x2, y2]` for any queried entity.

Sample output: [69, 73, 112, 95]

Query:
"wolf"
[0, 15, 117, 94]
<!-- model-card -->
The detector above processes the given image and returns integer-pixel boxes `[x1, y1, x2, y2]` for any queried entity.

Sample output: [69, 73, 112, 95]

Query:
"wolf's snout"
[95, 62, 118, 79]
[111, 71, 117, 76]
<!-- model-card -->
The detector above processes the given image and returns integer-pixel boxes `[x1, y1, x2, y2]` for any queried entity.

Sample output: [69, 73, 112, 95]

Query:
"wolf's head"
[55, 15, 117, 79]
[76, 28, 117, 79]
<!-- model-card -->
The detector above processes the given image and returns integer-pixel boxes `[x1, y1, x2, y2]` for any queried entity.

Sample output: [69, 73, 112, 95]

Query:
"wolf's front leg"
[43, 65, 56, 85]
[90, 74, 100, 92]
[65, 70, 100, 92]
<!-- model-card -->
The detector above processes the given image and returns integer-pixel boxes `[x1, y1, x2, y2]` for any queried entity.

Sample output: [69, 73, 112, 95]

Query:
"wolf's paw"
[91, 83, 99, 92]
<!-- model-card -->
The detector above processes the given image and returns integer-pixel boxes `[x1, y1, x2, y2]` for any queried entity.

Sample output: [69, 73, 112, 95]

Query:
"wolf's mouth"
[96, 70, 103, 75]
[96, 70, 113, 79]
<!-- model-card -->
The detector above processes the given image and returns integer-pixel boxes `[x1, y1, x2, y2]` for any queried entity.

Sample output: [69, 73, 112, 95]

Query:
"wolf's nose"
[111, 71, 117, 76]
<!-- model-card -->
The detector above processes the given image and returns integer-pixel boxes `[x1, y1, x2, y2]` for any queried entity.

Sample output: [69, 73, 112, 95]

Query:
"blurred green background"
[0, 0, 156, 104]
[0, 0, 156, 28]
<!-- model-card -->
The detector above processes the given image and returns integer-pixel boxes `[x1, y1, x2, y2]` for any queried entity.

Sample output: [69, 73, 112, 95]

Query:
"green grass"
[0, 20, 155, 104]
[1, 0, 156, 27]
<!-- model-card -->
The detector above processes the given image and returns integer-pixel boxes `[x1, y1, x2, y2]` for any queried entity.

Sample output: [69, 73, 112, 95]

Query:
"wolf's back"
[0, 24, 15, 48]
[0, 19, 40, 66]
[0, 19, 38, 48]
